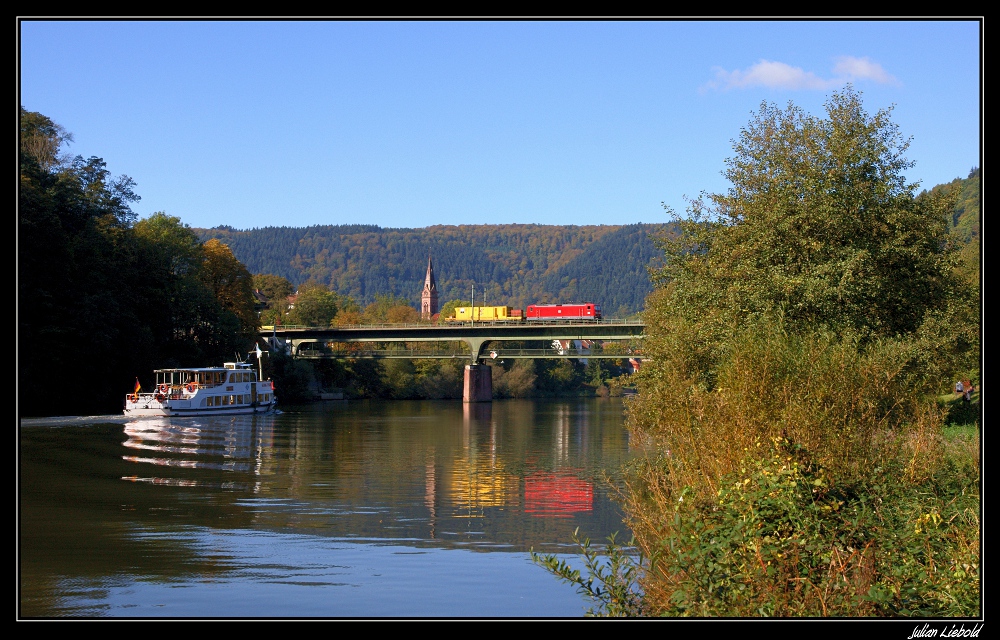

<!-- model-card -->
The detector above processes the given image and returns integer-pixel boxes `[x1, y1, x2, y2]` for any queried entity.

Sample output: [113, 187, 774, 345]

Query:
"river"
[19, 398, 636, 618]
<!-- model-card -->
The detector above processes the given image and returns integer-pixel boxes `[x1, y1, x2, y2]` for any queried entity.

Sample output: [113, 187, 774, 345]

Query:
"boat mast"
[253, 342, 266, 381]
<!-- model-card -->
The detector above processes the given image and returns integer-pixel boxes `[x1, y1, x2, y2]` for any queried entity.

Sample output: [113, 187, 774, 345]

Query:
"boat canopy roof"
[153, 362, 255, 374]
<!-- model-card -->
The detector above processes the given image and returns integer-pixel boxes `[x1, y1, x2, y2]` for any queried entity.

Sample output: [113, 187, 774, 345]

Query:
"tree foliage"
[19, 108, 261, 415]
[621, 88, 980, 616]
[253, 273, 294, 302]
[361, 293, 418, 324]
[921, 167, 980, 287]
[282, 282, 340, 327]
[656, 89, 962, 341]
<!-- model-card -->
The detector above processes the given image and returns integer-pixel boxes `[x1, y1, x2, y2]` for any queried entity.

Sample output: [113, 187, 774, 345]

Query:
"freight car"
[448, 305, 523, 322]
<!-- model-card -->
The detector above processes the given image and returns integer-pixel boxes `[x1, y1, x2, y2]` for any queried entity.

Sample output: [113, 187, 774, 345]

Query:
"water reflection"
[525, 474, 593, 518]
[21, 399, 633, 617]
[121, 415, 274, 486]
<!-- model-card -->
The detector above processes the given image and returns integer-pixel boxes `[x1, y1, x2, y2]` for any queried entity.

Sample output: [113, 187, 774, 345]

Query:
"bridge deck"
[263, 319, 644, 340]
[263, 320, 644, 362]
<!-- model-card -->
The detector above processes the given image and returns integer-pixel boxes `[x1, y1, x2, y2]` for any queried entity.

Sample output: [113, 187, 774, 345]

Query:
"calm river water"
[20, 398, 636, 618]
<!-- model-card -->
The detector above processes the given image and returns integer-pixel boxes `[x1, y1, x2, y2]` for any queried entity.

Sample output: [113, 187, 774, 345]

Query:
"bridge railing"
[261, 318, 644, 331]
[296, 348, 643, 359]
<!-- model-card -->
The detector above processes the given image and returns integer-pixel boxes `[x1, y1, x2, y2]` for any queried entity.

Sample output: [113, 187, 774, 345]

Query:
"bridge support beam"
[463, 364, 492, 403]
[463, 337, 488, 362]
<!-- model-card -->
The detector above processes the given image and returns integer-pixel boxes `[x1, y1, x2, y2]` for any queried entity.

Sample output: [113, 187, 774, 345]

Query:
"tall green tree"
[20, 107, 145, 415]
[620, 88, 980, 616]
[19, 107, 268, 415]
[285, 282, 352, 327]
[660, 89, 959, 339]
[253, 274, 294, 302]
[201, 238, 258, 346]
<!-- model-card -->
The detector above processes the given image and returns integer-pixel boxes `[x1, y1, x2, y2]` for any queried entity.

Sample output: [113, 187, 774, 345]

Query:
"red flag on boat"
[134, 378, 142, 394]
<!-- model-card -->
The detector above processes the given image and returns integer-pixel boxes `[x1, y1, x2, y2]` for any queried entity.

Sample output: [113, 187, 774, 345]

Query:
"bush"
[532, 529, 647, 617]
[539, 423, 979, 617]
[621, 434, 979, 617]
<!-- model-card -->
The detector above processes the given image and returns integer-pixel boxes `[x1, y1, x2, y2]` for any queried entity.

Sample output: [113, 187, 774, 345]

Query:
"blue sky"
[19, 19, 981, 231]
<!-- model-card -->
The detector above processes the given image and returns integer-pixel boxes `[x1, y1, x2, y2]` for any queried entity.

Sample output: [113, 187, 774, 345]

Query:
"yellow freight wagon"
[449, 306, 524, 322]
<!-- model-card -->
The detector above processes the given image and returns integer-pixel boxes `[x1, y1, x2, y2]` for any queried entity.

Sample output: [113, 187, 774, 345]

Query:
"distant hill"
[195, 170, 980, 315]
[195, 223, 671, 314]
[920, 167, 980, 284]
[921, 167, 980, 243]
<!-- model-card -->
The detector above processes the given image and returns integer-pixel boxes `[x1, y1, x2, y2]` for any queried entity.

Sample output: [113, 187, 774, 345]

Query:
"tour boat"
[125, 361, 277, 417]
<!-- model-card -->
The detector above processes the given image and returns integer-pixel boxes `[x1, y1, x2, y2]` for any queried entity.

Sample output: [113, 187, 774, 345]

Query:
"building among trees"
[421, 256, 439, 320]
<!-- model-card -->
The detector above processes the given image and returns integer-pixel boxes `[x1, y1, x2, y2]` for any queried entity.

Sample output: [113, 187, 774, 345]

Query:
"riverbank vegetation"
[536, 88, 980, 616]
[264, 348, 635, 403]
[20, 108, 260, 416]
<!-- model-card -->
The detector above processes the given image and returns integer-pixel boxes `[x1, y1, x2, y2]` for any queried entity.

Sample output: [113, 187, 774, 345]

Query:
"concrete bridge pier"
[463, 364, 492, 402]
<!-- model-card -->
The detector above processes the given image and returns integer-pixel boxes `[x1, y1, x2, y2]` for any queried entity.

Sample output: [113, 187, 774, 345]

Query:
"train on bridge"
[447, 302, 602, 323]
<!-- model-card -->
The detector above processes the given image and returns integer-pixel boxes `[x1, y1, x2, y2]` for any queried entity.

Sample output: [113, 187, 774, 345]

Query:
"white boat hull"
[124, 400, 277, 418]
[125, 368, 277, 418]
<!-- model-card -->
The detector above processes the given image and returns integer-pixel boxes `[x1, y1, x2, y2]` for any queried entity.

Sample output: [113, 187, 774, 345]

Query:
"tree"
[20, 107, 145, 415]
[439, 299, 470, 320]
[20, 107, 73, 172]
[285, 282, 348, 327]
[620, 88, 980, 615]
[658, 88, 959, 340]
[361, 293, 416, 324]
[134, 212, 203, 277]
[386, 304, 419, 324]
[253, 273, 294, 327]
[19, 107, 270, 415]
[253, 274, 294, 302]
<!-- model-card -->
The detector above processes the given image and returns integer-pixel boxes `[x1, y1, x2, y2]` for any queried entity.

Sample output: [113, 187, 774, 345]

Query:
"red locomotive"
[525, 303, 602, 321]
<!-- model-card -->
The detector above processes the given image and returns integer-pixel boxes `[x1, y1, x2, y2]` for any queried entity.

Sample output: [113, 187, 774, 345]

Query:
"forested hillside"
[929, 166, 981, 242]
[920, 167, 980, 284]
[196, 223, 670, 314]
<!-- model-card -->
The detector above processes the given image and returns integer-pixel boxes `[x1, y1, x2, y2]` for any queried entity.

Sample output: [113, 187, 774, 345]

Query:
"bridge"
[261, 319, 645, 402]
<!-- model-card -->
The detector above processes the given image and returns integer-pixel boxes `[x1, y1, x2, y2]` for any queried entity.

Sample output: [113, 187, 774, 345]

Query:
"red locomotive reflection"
[524, 473, 594, 518]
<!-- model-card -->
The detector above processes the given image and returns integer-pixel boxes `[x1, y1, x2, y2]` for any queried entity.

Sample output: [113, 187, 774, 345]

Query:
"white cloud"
[831, 56, 899, 84]
[702, 56, 899, 92]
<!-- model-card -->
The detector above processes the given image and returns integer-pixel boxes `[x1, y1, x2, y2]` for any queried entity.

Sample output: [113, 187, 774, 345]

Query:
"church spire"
[421, 256, 438, 320]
